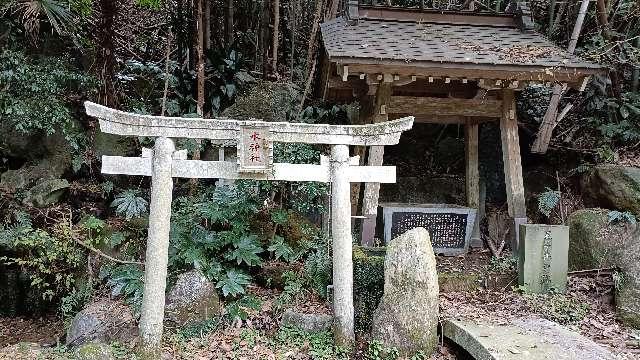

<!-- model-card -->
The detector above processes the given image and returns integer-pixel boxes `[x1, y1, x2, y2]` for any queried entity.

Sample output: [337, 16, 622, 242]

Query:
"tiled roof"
[320, 16, 600, 71]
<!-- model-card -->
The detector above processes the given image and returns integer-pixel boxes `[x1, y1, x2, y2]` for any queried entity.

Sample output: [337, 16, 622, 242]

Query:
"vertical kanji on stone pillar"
[139, 137, 175, 358]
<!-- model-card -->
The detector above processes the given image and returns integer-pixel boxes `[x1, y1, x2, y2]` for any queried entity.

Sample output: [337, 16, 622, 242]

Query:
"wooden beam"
[358, 6, 518, 27]
[389, 96, 502, 118]
[342, 62, 599, 86]
[465, 122, 481, 247]
[361, 82, 392, 246]
[499, 89, 527, 218]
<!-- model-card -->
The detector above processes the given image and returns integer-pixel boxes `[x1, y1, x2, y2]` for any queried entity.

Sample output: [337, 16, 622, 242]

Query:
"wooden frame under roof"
[318, 1, 604, 249]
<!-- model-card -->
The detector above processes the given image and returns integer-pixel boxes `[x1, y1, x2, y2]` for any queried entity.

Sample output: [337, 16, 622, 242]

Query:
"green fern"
[111, 189, 148, 220]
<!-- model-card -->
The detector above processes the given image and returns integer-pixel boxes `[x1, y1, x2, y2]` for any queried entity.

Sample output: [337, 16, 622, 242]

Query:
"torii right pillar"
[500, 89, 528, 252]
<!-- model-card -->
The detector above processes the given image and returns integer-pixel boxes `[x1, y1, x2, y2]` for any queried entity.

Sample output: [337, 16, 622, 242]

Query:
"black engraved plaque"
[391, 211, 468, 249]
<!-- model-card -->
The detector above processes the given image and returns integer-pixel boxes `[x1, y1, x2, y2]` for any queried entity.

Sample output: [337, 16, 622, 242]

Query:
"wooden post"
[499, 90, 527, 252]
[465, 121, 481, 248]
[361, 80, 392, 246]
[139, 137, 175, 358]
[330, 144, 355, 348]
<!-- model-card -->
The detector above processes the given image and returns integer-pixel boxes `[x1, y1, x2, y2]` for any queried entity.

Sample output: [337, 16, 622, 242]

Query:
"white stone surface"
[85, 101, 414, 146]
[330, 144, 355, 347]
[138, 137, 175, 357]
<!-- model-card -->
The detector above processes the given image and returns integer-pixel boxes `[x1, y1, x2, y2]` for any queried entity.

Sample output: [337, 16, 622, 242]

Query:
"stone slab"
[443, 317, 615, 360]
[518, 224, 569, 293]
[381, 203, 477, 256]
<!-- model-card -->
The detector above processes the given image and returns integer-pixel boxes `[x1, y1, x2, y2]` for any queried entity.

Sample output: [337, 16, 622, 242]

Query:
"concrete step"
[443, 317, 615, 360]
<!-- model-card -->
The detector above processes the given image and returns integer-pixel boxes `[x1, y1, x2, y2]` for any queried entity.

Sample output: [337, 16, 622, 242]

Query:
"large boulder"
[165, 270, 222, 326]
[371, 228, 439, 356]
[568, 209, 640, 328]
[66, 299, 138, 347]
[582, 165, 640, 216]
[22, 178, 69, 207]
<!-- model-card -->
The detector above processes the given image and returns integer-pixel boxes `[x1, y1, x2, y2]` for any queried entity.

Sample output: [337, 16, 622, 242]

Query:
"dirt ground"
[0, 253, 638, 359]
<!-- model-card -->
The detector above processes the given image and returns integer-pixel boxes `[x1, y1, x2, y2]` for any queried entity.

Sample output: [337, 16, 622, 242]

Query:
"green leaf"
[267, 236, 295, 262]
[216, 269, 251, 297]
[226, 235, 263, 266]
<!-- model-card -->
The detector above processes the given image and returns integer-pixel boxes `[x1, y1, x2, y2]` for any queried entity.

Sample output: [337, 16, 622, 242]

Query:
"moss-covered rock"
[568, 209, 640, 328]
[67, 299, 138, 347]
[74, 343, 115, 360]
[438, 272, 480, 293]
[222, 81, 299, 122]
[372, 228, 439, 356]
[582, 165, 640, 216]
[22, 178, 69, 207]
[165, 270, 222, 326]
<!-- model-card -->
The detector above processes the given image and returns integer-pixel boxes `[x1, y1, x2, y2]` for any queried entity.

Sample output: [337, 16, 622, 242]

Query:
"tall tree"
[95, 0, 118, 107]
[225, 0, 234, 48]
[271, 0, 280, 75]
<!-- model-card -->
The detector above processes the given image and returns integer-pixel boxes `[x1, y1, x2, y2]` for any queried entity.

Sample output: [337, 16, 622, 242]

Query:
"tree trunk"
[225, 0, 234, 48]
[261, 0, 270, 79]
[194, 0, 205, 166]
[596, 0, 611, 40]
[531, 0, 590, 154]
[205, 0, 211, 50]
[271, 0, 280, 76]
[300, 0, 325, 108]
[96, 0, 118, 107]
[289, 0, 296, 81]
[633, 37, 640, 92]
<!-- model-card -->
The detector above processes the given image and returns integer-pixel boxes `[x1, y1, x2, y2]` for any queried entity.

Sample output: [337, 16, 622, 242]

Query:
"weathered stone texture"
[66, 299, 137, 347]
[281, 310, 333, 333]
[372, 227, 439, 356]
[443, 317, 615, 360]
[165, 270, 221, 326]
[569, 209, 640, 328]
[582, 165, 640, 216]
[518, 224, 569, 293]
[22, 178, 69, 207]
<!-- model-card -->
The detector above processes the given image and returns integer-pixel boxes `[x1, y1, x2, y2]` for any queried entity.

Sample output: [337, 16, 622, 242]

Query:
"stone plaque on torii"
[85, 101, 413, 355]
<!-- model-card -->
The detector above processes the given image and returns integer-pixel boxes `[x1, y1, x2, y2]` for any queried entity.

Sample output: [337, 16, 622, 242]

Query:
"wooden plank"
[404, 114, 497, 124]
[390, 96, 502, 118]
[359, 6, 518, 27]
[361, 82, 392, 245]
[465, 122, 481, 246]
[86, 102, 414, 146]
[499, 90, 527, 218]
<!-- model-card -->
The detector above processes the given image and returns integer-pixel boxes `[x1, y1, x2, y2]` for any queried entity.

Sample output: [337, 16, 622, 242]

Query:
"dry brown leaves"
[455, 41, 561, 64]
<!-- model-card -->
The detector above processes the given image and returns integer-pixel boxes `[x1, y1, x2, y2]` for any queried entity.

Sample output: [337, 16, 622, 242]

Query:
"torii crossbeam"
[85, 101, 414, 356]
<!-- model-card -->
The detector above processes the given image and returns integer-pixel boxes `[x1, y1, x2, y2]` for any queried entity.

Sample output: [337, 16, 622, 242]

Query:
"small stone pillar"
[139, 137, 175, 357]
[330, 144, 355, 347]
[518, 224, 569, 293]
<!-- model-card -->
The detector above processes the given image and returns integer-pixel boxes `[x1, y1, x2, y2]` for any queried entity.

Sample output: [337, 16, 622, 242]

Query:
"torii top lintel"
[85, 102, 414, 146]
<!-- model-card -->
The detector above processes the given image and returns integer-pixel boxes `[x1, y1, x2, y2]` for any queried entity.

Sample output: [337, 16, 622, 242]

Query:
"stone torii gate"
[85, 102, 413, 355]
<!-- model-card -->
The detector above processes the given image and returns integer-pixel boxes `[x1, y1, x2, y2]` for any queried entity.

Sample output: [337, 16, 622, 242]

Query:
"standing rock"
[22, 179, 69, 207]
[582, 165, 640, 216]
[165, 270, 222, 326]
[66, 299, 138, 347]
[569, 209, 640, 328]
[372, 227, 439, 356]
[281, 310, 333, 333]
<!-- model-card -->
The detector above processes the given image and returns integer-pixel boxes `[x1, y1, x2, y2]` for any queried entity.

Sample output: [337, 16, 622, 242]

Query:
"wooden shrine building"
[318, 1, 602, 248]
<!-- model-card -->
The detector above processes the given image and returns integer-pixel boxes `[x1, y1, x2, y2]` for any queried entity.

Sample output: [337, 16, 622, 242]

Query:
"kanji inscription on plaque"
[238, 126, 273, 173]
[381, 203, 477, 256]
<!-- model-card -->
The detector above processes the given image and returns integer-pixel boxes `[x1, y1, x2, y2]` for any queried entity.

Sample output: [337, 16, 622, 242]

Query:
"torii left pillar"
[139, 137, 175, 358]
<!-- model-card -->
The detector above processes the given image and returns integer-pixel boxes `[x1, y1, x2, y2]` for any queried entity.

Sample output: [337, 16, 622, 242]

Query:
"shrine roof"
[320, 7, 602, 77]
